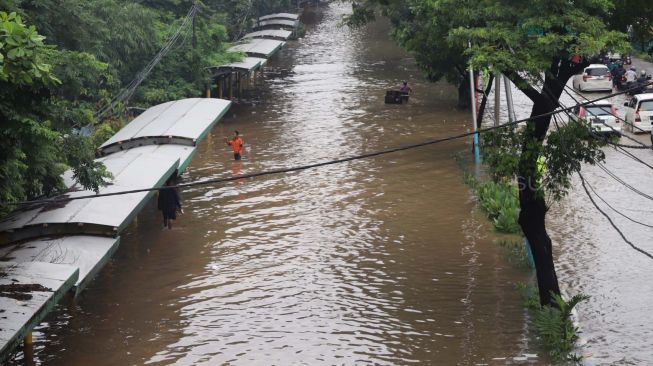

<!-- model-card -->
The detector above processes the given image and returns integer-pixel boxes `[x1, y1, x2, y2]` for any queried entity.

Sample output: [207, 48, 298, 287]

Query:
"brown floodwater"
[15, 4, 544, 365]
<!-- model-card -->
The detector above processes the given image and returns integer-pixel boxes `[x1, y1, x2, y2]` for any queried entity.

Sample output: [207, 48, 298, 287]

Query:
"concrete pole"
[494, 73, 501, 126]
[468, 46, 480, 164]
[503, 74, 516, 123]
[229, 73, 234, 100]
[24, 332, 34, 366]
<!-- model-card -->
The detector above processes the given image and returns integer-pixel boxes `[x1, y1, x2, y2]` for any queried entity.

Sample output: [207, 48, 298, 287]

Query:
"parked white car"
[623, 93, 653, 133]
[570, 101, 621, 136]
[573, 64, 613, 92]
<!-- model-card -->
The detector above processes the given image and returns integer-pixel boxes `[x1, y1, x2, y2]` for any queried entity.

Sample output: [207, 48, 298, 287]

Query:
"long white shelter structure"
[0, 98, 232, 362]
[215, 57, 268, 73]
[228, 39, 286, 59]
[255, 19, 299, 30]
[99, 98, 231, 157]
[258, 13, 299, 21]
[0, 236, 120, 295]
[243, 29, 293, 41]
[0, 261, 78, 364]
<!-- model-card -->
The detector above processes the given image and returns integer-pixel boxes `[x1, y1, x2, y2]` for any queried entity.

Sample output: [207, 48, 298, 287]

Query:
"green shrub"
[516, 283, 589, 363]
[534, 293, 589, 362]
[498, 239, 530, 268]
[91, 123, 115, 148]
[476, 180, 522, 234]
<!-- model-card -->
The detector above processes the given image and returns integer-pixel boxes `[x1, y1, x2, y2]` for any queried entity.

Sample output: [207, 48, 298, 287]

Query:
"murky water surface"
[28, 4, 653, 365]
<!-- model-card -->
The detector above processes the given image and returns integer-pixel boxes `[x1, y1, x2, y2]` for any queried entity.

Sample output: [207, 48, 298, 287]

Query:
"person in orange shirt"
[226, 130, 244, 160]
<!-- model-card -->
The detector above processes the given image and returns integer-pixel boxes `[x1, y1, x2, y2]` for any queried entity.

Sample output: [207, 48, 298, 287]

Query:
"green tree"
[346, 1, 472, 108]
[0, 11, 111, 215]
[347, 0, 628, 306]
[609, 0, 653, 52]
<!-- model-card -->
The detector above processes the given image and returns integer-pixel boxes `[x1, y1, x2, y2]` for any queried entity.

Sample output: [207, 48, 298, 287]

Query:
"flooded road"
[24, 4, 540, 365]
[548, 66, 653, 365]
[484, 60, 653, 364]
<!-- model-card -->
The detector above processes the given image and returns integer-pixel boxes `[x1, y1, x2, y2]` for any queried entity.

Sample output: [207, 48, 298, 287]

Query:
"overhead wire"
[93, 3, 200, 122]
[3, 81, 652, 208]
[579, 173, 653, 260]
[531, 73, 653, 259]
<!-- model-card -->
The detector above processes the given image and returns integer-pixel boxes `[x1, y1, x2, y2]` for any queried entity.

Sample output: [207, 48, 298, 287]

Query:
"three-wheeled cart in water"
[385, 90, 409, 104]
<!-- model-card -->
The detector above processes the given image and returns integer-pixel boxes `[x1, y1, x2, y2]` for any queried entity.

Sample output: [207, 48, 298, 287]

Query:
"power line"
[534, 74, 653, 175]
[582, 177, 653, 228]
[93, 3, 200, 121]
[551, 113, 653, 259]
[3, 79, 652, 208]
[596, 162, 653, 201]
[538, 77, 653, 259]
[578, 172, 653, 260]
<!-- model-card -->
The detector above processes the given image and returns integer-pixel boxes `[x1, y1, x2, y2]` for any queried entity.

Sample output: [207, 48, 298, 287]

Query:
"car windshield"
[586, 68, 608, 76]
[585, 106, 612, 116]
[638, 100, 653, 111]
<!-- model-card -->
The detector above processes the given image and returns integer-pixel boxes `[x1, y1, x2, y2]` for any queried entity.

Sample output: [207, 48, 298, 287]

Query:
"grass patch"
[497, 239, 531, 268]
[516, 282, 589, 364]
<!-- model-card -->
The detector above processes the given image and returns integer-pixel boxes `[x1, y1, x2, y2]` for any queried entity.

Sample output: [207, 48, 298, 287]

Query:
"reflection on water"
[23, 4, 540, 365]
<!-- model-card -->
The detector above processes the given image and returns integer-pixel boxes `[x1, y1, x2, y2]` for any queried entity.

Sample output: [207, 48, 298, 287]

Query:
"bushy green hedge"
[476, 180, 521, 234]
[517, 283, 589, 363]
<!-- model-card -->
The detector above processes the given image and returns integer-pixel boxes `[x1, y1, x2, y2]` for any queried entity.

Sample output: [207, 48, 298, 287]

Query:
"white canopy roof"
[0, 236, 120, 293]
[101, 98, 231, 151]
[243, 29, 293, 41]
[258, 13, 299, 21]
[228, 39, 285, 58]
[256, 19, 299, 29]
[0, 145, 181, 243]
[218, 57, 268, 72]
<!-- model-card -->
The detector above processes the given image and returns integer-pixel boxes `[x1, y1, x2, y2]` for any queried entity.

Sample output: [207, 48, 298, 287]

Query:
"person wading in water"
[157, 177, 183, 230]
[226, 130, 244, 161]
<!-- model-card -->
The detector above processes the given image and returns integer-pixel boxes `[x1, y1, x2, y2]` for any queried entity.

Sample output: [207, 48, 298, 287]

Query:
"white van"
[571, 101, 621, 136]
[573, 64, 613, 92]
[623, 93, 653, 133]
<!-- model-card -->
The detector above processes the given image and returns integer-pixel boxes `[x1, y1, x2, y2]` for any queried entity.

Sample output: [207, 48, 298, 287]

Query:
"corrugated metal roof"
[0, 261, 78, 362]
[243, 29, 293, 41]
[258, 13, 299, 21]
[217, 57, 267, 72]
[228, 39, 285, 58]
[100, 98, 231, 152]
[0, 145, 181, 244]
[0, 236, 120, 293]
[256, 19, 299, 29]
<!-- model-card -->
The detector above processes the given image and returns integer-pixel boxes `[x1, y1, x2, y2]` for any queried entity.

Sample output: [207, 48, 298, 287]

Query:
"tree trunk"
[514, 60, 585, 306]
[476, 73, 494, 129]
[457, 72, 471, 109]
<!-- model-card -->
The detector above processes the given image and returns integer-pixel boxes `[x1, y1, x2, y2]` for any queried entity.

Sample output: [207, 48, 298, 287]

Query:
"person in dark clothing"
[157, 178, 183, 229]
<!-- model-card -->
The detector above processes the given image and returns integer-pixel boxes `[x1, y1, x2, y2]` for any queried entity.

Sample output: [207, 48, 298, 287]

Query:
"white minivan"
[571, 101, 621, 136]
[623, 93, 653, 133]
[573, 64, 613, 92]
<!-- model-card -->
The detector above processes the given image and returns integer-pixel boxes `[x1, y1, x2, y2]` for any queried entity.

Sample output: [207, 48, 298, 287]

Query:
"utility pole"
[192, 1, 198, 76]
[468, 43, 480, 165]
[503, 74, 516, 124]
[494, 73, 501, 126]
